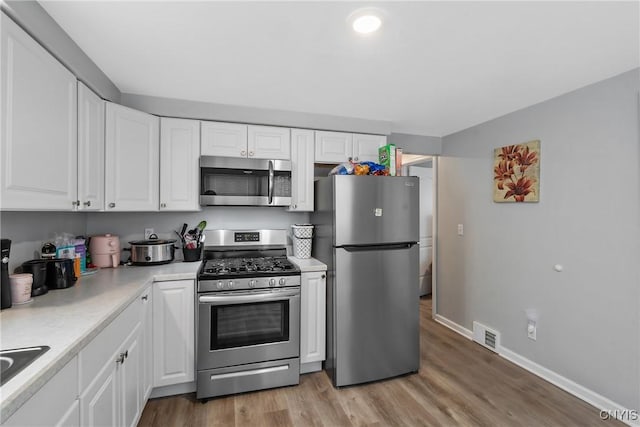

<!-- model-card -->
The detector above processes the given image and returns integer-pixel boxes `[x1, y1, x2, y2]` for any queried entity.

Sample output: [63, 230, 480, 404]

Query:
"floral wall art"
[493, 140, 540, 202]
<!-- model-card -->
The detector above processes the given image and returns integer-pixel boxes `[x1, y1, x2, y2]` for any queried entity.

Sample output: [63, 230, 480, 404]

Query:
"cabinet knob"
[322, 274, 326, 279]
[160, 203, 166, 208]
[83, 201, 91, 207]
[115, 353, 125, 364]
[249, 151, 254, 157]
[241, 150, 246, 156]
[109, 202, 116, 208]
[72, 200, 78, 206]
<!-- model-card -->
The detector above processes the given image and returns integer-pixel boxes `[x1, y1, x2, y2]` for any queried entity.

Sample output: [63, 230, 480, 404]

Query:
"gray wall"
[0, 212, 87, 272]
[389, 133, 442, 155]
[437, 68, 640, 408]
[121, 93, 392, 135]
[1, 1, 120, 102]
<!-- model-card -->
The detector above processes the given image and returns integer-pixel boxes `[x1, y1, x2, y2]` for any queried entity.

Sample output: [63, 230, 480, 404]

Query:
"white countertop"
[0, 261, 200, 423]
[288, 256, 327, 272]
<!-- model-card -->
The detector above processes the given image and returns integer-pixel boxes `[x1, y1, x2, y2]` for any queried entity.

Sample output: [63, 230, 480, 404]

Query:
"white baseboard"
[434, 314, 639, 427]
[149, 381, 196, 399]
[300, 361, 323, 374]
[434, 314, 473, 339]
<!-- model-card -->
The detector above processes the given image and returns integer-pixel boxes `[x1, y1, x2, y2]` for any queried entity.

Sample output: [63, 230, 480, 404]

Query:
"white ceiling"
[40, 1, 639, 137]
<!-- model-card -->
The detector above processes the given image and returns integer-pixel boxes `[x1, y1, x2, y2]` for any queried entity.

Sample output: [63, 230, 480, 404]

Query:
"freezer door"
[332, 243, 419, 386]
[334, 176, 419, 246]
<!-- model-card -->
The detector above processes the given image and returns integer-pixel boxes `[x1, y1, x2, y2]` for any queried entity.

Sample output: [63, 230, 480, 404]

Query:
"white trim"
[300, 361, 323, 374]
[499, 348, 640, 427]
[433, 314, 639, 427]
[434, 314, 473, 339]
[149, 381, 196, 399]
[431, 157, 438, 317]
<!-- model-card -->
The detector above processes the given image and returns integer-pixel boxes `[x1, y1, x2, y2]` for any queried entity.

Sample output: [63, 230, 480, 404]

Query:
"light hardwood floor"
[139, 297, 621, 426]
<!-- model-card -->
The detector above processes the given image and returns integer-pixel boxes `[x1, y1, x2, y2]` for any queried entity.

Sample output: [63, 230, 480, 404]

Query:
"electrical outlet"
[144, 228, 154, 239]
[457, 224, 464, 236]
[527, 320, 537, 340]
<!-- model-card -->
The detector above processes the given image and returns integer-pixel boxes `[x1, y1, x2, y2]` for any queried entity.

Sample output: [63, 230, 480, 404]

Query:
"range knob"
[216, 281, 224, 290]
[227, 281, 234, 289]
[279, 278, 286, 286]
[249, 280, 256, 288]
[269, 278, 276, 287]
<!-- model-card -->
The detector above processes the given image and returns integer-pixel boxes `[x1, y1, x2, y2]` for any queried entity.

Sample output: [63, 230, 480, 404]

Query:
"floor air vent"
[472, 321, 500, 352]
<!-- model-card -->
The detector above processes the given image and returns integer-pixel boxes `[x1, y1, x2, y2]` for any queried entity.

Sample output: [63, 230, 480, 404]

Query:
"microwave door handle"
[199, 289, 299, 305]
[268, 160, 274, 204]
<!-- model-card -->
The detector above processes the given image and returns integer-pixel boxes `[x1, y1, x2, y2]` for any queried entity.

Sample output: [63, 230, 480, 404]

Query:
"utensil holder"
[183, 247, 202, 262]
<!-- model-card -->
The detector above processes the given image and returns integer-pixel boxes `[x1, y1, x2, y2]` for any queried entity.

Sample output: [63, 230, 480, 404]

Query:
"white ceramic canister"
[9, 273, 33, 304]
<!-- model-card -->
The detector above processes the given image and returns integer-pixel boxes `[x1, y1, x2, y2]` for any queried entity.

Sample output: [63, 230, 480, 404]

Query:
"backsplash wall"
[86, 208, 309, 261]
[0, 212, 88, 272]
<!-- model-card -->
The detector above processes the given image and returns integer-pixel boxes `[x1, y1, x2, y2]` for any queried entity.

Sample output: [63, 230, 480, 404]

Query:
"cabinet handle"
[141, 294, 148, 301]
[83, 201, 91, 207]
[124, 350, 129, 359]
[72, 200, 78, 206]
[160, 203, 166, 208]
[109, 202, 116, 208]
[354, 157, 359, 161]
[249, 151, 254, 157]
[241, 150, 246, 156]
[116, 353, 125, 364]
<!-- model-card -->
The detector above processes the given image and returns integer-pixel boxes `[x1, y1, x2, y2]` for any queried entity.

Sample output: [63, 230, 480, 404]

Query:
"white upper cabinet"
[1, 14, 78, 210]
[77, 82, 105, 211]
[200, 121, 247, 157]
[201, 121, 290, 159]
[287, 129, 314, 212]
[160, 118, 200, 211]
[314, 131, 353, 164]
[352, 133, 387, 162]
[105, 103, 159, 211]
[315, 131, 387, 164]
[247, 125, 290, 159]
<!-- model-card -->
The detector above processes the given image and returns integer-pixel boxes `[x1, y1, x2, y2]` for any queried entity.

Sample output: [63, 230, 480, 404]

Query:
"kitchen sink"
[0, 346, 50, 386]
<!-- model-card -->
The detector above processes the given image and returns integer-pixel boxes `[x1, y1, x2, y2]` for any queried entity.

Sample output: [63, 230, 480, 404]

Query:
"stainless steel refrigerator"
[311, 175, 420, 387]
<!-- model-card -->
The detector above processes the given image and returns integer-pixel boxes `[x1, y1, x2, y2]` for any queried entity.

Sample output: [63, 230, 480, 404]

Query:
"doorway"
[403, 156, 437, 317]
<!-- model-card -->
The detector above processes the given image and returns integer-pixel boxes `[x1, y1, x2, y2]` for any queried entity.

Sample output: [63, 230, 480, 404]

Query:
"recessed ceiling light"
[352, 14, 382, 34]
[348, 7, 385, 35]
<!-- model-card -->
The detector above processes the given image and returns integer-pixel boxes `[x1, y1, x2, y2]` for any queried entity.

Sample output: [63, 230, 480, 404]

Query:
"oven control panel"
[198, 275, 301, 293]
[234, 232, 260, 242]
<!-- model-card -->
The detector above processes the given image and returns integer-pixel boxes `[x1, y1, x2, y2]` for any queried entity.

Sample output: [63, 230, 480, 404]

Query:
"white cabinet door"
[80, 357, 119, 427]
[247, 125, 291, 160]
[120, 326, 142, 427]
[77, 82, 105, 211]
[314, 131, 353, 164]
[201, 121, 247, 157]
[4, 357, 79, 427]
[105, 103, 159, 211]
[287, 129, 314, 212]
[153, 280, 195, 387]
[352, 133, 386, 162]
[1, 14, 77, 211]
[300, 271, 326, 365]
[140, 288, 153, 401]
[160, 118, 200, 211]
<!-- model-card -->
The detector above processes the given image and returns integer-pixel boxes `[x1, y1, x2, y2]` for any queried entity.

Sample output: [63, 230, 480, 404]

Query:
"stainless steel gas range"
[196, 229, 301, 400]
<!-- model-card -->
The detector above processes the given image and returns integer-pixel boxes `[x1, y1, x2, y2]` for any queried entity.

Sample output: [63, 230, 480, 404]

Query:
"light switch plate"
[457, 224, 464, 236]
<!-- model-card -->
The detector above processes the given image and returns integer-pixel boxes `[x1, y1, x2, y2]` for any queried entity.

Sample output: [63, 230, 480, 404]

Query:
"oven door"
[197, 287, 300, 370]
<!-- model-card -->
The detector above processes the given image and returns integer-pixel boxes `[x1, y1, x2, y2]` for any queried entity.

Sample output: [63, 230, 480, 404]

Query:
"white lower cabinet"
[79, 287, 149, 427]
[3, 357, 79, 426]
[152, 280, 195, 387]
[300, 270, 326, 373]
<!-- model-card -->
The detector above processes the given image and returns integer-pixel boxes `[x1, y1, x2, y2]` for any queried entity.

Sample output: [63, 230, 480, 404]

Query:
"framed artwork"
[493, 140, 540, 203]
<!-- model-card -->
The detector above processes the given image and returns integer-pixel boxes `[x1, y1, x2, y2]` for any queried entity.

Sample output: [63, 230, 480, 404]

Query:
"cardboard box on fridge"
[378, 144, 396, 176]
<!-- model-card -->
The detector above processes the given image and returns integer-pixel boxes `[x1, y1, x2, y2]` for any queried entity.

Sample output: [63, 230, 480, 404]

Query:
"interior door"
[409, 165, 433, 296]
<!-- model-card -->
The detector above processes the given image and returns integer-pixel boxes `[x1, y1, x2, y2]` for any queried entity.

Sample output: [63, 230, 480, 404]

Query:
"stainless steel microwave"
[199, 157, 292, 206]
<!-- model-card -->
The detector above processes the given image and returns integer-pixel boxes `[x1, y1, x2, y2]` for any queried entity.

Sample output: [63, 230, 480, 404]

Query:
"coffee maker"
[21, 259, 48, 296]
[1, 239, 12, 309]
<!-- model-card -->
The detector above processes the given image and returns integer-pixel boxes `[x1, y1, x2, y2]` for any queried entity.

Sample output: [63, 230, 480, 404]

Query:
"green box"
[378, 144, 396, 176]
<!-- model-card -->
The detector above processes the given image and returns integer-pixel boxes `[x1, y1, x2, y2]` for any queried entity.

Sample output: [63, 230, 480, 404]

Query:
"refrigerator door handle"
[338, 242, 417, 251]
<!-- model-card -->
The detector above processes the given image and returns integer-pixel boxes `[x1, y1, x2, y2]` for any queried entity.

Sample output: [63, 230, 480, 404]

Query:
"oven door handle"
[199, 289, 299, 304]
